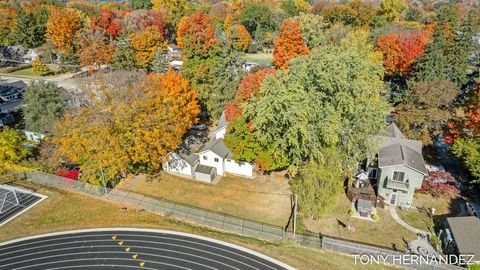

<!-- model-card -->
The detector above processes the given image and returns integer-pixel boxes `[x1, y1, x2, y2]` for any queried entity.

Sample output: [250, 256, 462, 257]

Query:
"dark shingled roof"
[195, 165, 215, 175]
[198, 139, 231, 158]
[216, 111, 227, 131]
[178, 153, 198, 166]
[447, 216, 480, 262]
[378, 123, 427, 175]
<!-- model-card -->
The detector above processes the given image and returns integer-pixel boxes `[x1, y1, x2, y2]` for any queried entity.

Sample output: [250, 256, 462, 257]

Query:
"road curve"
[0, 228, 295, 270]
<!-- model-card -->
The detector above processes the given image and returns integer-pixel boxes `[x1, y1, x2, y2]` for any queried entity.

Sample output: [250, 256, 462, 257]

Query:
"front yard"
[118, 173, 292, 227]
[304, 195, 418, 251]
[0, 178, 397, 270]
[396, 193, 462, 233]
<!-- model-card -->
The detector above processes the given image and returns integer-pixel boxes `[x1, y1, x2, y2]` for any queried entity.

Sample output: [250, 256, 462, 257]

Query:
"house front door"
[390, 191, 397, 205]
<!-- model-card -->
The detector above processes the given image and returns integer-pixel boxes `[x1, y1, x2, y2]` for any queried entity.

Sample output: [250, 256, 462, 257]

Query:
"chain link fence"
[14, 171, 110, 197]
[107, 188, 285, 241]
[16, 171, 467, 270]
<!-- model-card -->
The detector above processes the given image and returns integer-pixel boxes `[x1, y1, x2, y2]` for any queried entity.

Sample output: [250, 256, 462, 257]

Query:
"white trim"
[0, 227, 296, 270]
[0, 192, 48, 227]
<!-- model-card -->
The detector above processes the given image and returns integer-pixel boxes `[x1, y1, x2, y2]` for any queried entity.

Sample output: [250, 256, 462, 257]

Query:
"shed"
[357, 199, 373, 218]
[446, 216, 480, 262]
[194, 165, 216, 183]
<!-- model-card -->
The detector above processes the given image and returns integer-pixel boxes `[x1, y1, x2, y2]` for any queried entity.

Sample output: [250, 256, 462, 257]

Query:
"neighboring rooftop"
[216, 111, 227, 131]
[447, 216, 480, 262]
[195, 164, 215, 175]
[178, 153, 198, 166]
[378, 123, 427, 174]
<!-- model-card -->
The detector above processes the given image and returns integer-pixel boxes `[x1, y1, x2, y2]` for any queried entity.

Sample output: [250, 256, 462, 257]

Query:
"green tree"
[152, 48, 169, 74]
[239, 2, 276, 35]
[295, 13, 328, 49]
[14, 8, 48, 49]
[0, 127, 31, 173]
[378, 0, 408, 22]
[209, 45, 245, 118]
[290, 147, 344, 218]
[453, 138, 480, 183]
[247, 45, 389, 173]
[112, 35, 137, 70]
[448, 14, 475, 87]
[131, 0, 152, 10]
[23, 81, 67, 133]
[411, 26, 449, 83]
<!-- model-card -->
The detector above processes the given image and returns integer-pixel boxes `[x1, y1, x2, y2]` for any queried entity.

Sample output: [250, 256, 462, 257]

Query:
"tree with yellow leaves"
[151, 0, 188, 26]
[229, 24, 252, 52]
[0, 127, 31, 174]
[130, 26, 167, 70]
[47, 8, 81, 53]
[47, 70, 200, 184]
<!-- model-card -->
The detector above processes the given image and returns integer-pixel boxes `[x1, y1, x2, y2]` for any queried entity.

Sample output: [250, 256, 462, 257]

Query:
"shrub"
[1, 64, 32, 73]
[417, 179, 460, 198]
[426, 171, 456, 184]
[349, 210, 357, 216]
[32, 58, 51, 74]
[372, 214, 380, 221]
[429, 235, 441, 248]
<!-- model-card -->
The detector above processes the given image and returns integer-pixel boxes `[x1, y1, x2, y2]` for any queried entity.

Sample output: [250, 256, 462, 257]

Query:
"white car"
[466, 202, 479, 218]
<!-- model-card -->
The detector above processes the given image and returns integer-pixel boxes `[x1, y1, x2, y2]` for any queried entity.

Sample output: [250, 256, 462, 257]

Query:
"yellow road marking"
[139, 261, 145, 267]
[117, 241, 124, 246]
[125, 247, 131, 252]
[132, 254, 138, 259]
[111, 235, 117, 240]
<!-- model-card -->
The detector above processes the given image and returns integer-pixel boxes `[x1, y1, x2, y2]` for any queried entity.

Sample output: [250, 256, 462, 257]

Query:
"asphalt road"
[0, 229, 294, 270]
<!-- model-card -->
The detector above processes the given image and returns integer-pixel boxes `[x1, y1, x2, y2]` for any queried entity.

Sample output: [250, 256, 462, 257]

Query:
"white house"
[164, 111, 255, 182]
[243, 62, 259, 71]
[23, 130, 45, 142]
[22, 49, 39, 64]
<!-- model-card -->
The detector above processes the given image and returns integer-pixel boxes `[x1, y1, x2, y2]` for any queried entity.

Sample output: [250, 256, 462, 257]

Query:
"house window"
[392, 171, 405, 182]
[226, 159, 232, 162]
[203, 156, 208, 160]
[214, 158, 219, 162]
[368, 168, 377, 179]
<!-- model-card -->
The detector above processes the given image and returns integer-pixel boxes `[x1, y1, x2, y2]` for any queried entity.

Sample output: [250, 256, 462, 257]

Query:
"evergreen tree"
[152, 48, 170, 74]
[14, 8, 48, 49]
[447, 14, 474, 87]
[112, 35, 137, 71]
[411, 26, 449, 83]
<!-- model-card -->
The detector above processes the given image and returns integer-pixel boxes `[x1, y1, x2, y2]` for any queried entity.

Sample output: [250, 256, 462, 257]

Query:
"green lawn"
[119, 173, 292, 227]
[245, 52, 273, 65]
[8, 64, 60, 77]
[304, 195, 417, 251]
[0, 178, 397, 270]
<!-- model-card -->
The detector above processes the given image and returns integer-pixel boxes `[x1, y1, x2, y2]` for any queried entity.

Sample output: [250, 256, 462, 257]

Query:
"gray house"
[368, 123, 428, 207]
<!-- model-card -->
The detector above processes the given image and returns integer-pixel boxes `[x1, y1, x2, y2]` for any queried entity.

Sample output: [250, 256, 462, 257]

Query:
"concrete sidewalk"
[389, 206, 431, 235]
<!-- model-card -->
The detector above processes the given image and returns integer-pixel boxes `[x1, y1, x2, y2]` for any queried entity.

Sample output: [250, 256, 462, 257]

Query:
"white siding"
[225, 159, 254, 177]
[214, 127, 226, 140]
[198, 151, 225, 175]
[163, 153, 193, 176]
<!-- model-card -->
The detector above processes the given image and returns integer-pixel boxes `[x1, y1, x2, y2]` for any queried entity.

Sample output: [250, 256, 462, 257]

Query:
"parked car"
[192, 123, 206, 130]
[465, 202, 479, 218]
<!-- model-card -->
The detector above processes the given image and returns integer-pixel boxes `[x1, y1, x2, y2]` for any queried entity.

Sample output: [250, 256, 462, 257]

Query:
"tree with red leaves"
[273, 19, 309, 70]
[375, 30, 428, 77]
[445, 85, 480, 144]
[225, 68, 275, 122]
[90, 8, 128, 40]
[177, 12, 219, 58]
[123, 9, 167, 37]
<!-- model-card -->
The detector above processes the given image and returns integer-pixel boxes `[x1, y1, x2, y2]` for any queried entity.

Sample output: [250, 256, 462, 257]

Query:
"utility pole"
[100, 168, 108, 195]
[293, 193, 298, 239]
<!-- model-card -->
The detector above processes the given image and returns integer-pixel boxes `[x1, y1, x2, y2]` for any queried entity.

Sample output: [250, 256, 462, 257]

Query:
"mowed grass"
[245, 52, 273, 65]
[397, 193, 461, 233]
[304, 195, 417, 251]
[119, 173, 292, 227]
[0, 179, 398, 270]
[8, 65, 59, 77]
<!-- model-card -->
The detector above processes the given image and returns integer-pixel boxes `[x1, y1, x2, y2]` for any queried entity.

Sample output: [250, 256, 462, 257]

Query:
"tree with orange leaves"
[225, 68, 275, 122]
[375, 30, 428, 77]
[76, 30, 115, 67]
[130, 26, 167, 70]
[177, 12, 219, 58]
[0, 7, 16, 45]
[229, 24, 252, 52]
[47, 70, 200, 184]
[47, 8, 81, 52]
[273, 19, 309, 70]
